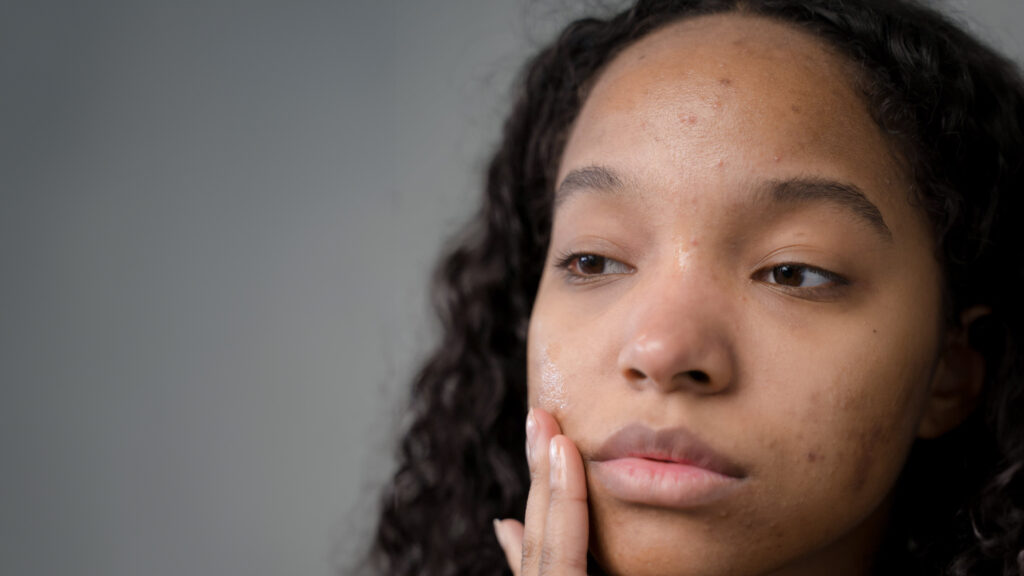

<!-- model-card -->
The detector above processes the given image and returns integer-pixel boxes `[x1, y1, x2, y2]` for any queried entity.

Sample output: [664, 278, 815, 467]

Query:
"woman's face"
[527, 14, 948, 576]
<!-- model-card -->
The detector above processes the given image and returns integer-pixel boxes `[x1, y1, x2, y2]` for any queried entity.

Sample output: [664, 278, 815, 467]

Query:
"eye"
[759, 263, 848, 291]
[554, 252, 634, 282]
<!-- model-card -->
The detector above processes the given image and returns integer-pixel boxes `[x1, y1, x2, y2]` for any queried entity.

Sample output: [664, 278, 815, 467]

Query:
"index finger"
[520, 408, 562, 575]
[539, 434, 590, 574]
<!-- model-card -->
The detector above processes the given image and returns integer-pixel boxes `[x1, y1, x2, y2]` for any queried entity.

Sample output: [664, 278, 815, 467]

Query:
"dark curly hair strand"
[363, 1, 1024, 574]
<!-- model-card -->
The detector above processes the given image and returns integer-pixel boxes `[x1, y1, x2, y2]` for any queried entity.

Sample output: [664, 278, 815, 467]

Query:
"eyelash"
[553, 251, 632, 282]
[552, 251, 850, 297]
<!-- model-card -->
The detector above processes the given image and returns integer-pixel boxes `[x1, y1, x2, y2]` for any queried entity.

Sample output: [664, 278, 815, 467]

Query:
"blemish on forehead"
[790, 104, 801, 113]
[675, 236, 700, 270]
[676, 245, 691, 269]
[679, 113, 699, 125]
[718, 77, 732, 86]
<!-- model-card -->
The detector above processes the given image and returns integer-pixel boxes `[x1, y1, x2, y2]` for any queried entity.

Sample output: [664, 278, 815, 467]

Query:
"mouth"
[588, 424, 747, 509]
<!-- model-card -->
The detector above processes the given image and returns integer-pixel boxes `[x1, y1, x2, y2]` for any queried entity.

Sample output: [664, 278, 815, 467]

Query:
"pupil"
[578, 255, 603, 274]
[776, 265, 803, 286]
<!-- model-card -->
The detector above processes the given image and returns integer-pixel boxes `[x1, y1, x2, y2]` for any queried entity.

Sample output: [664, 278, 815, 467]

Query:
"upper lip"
[592, 423, 747, 479]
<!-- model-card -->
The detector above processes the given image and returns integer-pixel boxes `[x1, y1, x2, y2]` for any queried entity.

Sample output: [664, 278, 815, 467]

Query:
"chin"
[588, 498, 885, 576]
[588, 503, 751, 576]
[591, 541, 740, 576]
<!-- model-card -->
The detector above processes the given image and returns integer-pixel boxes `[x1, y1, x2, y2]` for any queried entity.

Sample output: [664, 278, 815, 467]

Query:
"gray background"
[1, 1, 1020, 575]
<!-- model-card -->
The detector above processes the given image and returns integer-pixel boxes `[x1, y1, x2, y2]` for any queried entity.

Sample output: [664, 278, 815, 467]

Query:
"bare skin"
[493, 13, 987, 576]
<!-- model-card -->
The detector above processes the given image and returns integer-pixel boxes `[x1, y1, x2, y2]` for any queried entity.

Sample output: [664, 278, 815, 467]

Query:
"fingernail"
[549, 437, 566, 490]
[525, 408, 537, 465]
[492, 518, 506, 548]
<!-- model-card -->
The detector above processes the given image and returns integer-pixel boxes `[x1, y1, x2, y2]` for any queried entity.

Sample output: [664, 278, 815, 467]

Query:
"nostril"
[626, 368, 646, 380]
[687, 370, 710, 384]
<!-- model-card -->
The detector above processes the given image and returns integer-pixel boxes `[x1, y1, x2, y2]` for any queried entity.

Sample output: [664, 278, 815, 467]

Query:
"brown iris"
[773, 264, 805, 287]
[576, 255, 606, 275]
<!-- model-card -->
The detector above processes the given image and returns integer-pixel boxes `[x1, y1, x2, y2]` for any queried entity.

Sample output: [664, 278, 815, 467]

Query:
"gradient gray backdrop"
[2, 1, 1021, 575]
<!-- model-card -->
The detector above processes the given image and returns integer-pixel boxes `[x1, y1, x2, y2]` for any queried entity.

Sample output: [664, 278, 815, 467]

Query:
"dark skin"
[493, 14, 988, 576]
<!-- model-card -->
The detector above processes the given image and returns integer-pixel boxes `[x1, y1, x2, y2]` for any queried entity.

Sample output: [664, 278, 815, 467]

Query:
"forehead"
[577, 13, 862, 137]
[595, 13, 856, 94]
[559, 13, 922, 242]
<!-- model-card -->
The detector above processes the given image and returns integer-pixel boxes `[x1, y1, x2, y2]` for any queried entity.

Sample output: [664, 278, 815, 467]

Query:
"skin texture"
[493, 14, 987, 576]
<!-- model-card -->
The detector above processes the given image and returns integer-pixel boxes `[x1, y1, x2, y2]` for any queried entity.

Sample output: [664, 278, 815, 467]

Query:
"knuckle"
[566, 492, 589, 505]
[540, 542, 587, 574]
[538, 546, 557, 575]
[548, 489, 587, 509]
[520, 535, 540, 564]
[529, 464, 544, 483]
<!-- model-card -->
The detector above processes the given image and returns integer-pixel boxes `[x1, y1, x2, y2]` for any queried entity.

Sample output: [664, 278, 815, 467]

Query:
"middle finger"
[520, 407, 562, 575]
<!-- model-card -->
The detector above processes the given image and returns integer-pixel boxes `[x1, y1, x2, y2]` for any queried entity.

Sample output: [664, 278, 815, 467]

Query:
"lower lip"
[590, 457, 743, 508]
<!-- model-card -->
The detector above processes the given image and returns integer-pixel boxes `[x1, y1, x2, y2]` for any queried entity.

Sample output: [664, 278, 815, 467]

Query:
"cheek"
[534, 343, 569, 412]
[754, 324, 936, 505]
[526, 307, 612, 428]
[838, 364, 926, 494]
[526, 312, 575, 419]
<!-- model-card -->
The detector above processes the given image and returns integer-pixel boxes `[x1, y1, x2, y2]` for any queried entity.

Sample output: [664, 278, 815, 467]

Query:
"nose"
[617, 268, 735, 396]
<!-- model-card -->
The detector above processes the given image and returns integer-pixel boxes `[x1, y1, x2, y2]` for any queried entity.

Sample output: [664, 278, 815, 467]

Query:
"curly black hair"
[361, 0, 1024, 574]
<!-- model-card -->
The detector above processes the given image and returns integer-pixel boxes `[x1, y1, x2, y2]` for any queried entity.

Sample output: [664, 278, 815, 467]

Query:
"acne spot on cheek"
[790, 104, 801, 113]
[806, 450, 824, 463]
[679, 113, 699, 125]
[718, 77, 732, 86]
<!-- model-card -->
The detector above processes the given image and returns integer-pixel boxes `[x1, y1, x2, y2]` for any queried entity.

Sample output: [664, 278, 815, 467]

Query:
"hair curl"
[362, 1, 1024, 574]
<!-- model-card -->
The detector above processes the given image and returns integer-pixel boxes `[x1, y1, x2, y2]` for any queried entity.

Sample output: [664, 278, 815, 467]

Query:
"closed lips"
[588, 423, 747, 508]
[592, 423, 746, 477]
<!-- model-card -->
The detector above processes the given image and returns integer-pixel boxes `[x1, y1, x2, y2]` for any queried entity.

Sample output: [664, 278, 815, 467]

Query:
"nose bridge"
[617, 253, 734, 394]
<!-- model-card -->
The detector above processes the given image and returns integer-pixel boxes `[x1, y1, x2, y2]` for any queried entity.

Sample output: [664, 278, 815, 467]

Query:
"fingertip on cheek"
[549, 436, 569, 489]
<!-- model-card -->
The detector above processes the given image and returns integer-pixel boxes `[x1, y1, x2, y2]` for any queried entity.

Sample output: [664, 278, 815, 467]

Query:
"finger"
[520, 408, 562, 575]
[493, 518, 524, 576]
[539, 434, 590, 574]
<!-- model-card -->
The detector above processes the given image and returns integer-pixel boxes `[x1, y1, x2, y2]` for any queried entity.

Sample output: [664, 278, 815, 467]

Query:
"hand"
[493, 408, 590, 575]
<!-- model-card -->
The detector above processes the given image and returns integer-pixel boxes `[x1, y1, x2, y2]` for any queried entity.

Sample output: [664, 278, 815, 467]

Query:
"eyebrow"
[554, 165, 893, 243]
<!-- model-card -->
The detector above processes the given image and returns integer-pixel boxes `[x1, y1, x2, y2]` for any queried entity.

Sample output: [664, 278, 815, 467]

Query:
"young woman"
[365, 0, 1024, 574]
